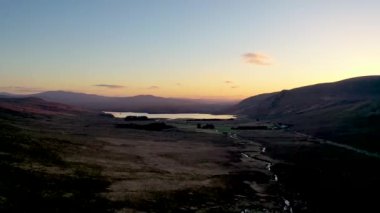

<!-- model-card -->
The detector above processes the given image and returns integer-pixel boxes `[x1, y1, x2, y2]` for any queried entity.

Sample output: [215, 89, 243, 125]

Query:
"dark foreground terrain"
[0, 106, 283, 212]
[235, 127, 380, 212]
[0, 102, 379, 212]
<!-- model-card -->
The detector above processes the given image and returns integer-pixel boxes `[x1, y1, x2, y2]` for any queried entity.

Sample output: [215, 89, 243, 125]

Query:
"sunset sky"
[1, 0, 379, 100]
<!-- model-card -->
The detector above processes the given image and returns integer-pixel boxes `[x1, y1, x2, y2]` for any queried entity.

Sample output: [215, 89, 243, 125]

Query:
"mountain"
[0, 92, 11, 96]
[0, 97, 83, 116]
[0, 92, 20, 98]
[29, 91, 235, 113]
[233, 76, 380, 152]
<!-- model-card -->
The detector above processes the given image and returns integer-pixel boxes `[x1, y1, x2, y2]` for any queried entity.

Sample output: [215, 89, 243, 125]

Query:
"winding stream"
[230, 133, 292, 212]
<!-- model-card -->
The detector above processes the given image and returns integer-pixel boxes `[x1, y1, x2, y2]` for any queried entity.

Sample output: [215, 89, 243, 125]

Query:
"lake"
[104, 112, 236, 120]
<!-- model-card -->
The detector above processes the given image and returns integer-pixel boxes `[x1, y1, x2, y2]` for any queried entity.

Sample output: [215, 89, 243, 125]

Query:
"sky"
[0, 0, 379, 100]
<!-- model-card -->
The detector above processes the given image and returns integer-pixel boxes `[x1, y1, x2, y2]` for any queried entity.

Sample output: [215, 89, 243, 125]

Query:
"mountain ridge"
[0, 91, 237, 114]
[233, 75, 380, 152]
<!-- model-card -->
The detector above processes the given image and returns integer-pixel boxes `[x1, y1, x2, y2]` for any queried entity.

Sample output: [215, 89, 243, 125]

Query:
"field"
[0, 111, 379, 212]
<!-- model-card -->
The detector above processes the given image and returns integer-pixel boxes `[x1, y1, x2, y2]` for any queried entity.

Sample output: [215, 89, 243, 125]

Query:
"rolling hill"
[0, 91, 236, 114]
[0, 97, 83, 116]
[233, 76, 380, 152]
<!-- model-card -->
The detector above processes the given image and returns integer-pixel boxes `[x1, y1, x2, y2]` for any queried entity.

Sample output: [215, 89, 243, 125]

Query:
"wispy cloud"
[148, 86, 160, 90]
[94, 84, 125, 89]
[242, 52, 273, 65]
[230, 86, 239, 89]
[225, 81, 233, 84]
[176, 83, 181, 86]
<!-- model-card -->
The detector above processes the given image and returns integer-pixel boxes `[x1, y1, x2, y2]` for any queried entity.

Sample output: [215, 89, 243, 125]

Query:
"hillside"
[28, 91, 235, 113]
[233, 76, 380, 152]
[0, 97, 83, 116]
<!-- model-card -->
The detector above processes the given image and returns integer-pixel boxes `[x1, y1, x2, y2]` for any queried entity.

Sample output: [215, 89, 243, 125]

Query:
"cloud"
[176, 83, 181, 86]
[224, 81, 233, 84]
[148, 86, 160, 90]
[242, 52, 273, 65]
[230, 86, 239, 89]
[94, 84, 125, 89]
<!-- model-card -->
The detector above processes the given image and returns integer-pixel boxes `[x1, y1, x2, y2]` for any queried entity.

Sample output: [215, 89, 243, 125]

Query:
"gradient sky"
[1, 0, 379, 100]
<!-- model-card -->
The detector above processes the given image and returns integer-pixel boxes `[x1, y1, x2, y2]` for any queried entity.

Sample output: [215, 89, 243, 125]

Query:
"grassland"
[1, 110, 379, 212]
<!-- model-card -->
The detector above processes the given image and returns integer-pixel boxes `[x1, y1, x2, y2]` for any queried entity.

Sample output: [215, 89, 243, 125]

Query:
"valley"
[2, 1, 379, 212]
[1, 103, 379, 212]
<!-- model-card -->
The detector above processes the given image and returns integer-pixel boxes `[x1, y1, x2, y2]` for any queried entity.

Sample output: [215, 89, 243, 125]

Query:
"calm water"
[105, 112, 236, 120]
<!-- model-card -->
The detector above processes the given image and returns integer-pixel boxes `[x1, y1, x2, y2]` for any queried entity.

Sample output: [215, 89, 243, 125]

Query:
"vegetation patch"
[115, 122, 175, 131]
[0, 123, 114, 212]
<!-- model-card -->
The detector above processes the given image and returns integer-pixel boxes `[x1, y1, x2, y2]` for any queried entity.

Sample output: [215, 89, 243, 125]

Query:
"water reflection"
[104, 112, 236, 120]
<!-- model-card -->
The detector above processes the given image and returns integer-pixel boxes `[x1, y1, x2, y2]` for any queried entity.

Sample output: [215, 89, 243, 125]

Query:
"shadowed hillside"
[233, 76, 380, 152]
[3, 91, 236, 114]
[0, 97, 84, 116]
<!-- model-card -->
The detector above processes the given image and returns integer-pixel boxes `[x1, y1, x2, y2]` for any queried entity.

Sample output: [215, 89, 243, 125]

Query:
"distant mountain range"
[233, 76, 380, 152]
[0, 91, 236, 114]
